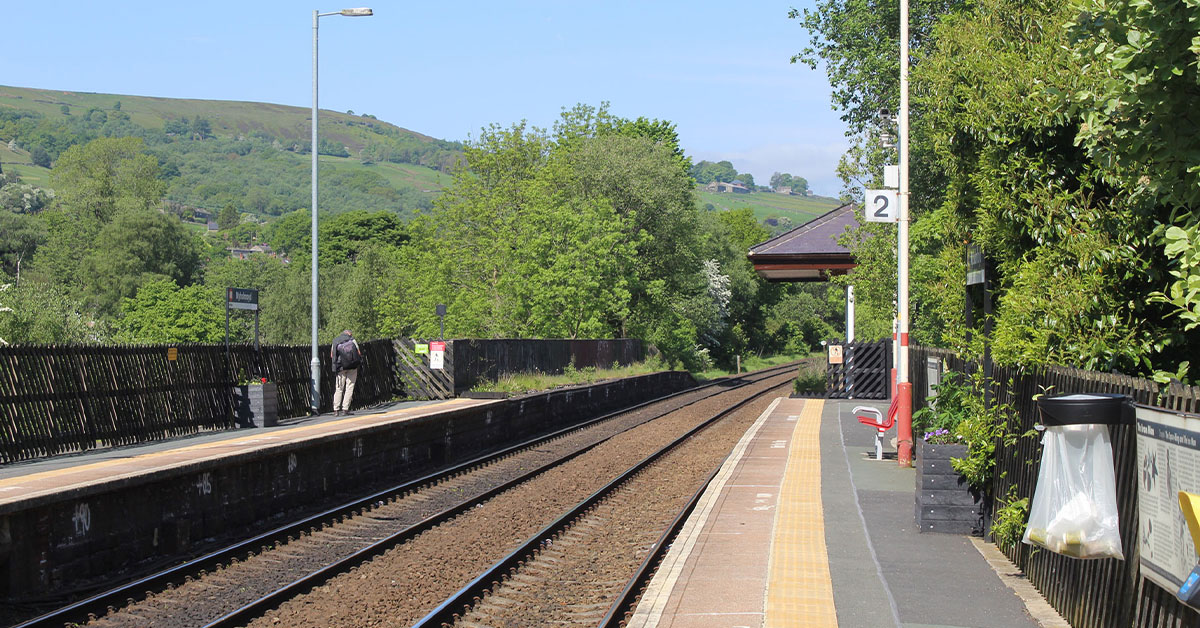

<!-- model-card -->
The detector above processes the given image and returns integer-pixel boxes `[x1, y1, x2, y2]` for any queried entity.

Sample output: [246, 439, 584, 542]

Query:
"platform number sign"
[864, 189, 899, 223]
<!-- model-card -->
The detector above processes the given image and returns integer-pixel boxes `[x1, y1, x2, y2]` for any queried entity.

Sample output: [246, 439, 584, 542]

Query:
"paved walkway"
[631, 396, 1052, 627]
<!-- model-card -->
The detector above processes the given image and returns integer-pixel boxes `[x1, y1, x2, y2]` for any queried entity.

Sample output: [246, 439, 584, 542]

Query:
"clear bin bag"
[1022, 424, 1124, 559]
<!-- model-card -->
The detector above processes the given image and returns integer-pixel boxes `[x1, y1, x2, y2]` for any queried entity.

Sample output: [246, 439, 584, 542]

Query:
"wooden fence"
[825, 339, 891, 399]
[911, 344, 1200, 628]
[0, 338, 649, 465]
[0, 339, 398, 465]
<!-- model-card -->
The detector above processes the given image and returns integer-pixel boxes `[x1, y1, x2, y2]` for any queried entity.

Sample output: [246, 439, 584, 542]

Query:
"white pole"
[846, 285, 856, 342]
[310, 9, 321, 413]
[896, 0, 913, 465]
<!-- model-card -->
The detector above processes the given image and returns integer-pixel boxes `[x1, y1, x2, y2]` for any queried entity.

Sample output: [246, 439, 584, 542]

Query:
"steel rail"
[201, 366, 795, 628]
[410, 373, 793, 627]
[598, 465, 721, 627]
[15, 364, 799, 628]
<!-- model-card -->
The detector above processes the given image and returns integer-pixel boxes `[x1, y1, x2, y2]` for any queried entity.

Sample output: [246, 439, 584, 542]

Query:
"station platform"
[629, 396, 1065, 628]
[0, 397, 496, 511]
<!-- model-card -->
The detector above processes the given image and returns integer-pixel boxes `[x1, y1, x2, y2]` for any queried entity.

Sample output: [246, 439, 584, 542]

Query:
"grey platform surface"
[822, 399, 1040, 628]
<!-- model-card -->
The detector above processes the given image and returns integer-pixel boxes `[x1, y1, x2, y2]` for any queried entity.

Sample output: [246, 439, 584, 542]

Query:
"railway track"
[15, 363, 801, 628]
[415, 374, 789, 628]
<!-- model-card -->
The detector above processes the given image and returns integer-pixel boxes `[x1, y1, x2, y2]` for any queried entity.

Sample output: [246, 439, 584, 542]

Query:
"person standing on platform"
[330, 329, 362, 416]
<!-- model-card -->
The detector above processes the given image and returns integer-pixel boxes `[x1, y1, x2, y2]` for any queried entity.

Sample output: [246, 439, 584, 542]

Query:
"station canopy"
[747, 203, 860, 282]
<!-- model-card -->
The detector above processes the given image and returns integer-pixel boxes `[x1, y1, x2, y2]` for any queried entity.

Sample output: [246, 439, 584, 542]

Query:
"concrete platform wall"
[0, 371, 695, 600]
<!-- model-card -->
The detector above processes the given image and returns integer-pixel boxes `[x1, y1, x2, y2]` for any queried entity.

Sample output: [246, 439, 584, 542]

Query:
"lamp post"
[311, 7, 373, 413]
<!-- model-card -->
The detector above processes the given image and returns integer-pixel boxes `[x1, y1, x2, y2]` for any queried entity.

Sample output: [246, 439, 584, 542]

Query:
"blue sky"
[5, 1, 849, 195]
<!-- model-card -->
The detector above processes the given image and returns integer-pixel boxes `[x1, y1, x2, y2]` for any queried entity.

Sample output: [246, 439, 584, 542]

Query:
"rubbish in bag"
[1022, 423, 1124, 559]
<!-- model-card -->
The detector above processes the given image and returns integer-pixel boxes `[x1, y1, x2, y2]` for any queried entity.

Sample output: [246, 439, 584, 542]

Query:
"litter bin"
[1037, 393, 1132, 427]
[1021, 393, 1130, 559]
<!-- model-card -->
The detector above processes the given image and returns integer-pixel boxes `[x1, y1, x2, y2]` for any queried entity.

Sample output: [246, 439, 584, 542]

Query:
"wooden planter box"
[233, 383, 278, 428]
[915, 439, 987, 534]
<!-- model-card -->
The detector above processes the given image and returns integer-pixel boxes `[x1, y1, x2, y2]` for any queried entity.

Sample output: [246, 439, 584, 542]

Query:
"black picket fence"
[825, 339, 891, 399]
[0, 339, 398, 465]
[911, 344, 1200, 628]
[0, 338, 648, 465]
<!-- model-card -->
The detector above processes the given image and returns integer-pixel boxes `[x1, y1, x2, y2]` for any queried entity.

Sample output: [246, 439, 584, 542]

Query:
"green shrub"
[793, 365, 826, 396]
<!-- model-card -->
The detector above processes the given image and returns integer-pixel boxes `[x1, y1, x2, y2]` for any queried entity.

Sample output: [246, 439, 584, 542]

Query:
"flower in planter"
[923, 428, 963, 444]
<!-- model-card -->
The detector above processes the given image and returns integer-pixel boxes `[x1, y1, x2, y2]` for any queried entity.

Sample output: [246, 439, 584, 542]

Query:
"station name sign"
[226, 287, 259, 311]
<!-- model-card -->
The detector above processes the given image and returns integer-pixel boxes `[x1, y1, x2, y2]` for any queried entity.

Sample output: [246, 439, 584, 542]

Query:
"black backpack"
[335, 339, 361, 370]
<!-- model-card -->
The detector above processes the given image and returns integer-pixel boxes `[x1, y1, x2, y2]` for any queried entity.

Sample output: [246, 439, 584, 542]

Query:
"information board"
[1136, 405, 1200, 591]
[430, 341, 446, 370]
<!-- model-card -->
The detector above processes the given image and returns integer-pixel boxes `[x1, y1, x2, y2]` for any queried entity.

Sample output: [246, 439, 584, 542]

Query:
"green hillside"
[0, 85, 461, 219]
[696, 188, 841, 234]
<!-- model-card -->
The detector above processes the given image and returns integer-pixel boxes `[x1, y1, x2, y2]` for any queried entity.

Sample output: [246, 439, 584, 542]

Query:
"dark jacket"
[331, 333, 362, 372]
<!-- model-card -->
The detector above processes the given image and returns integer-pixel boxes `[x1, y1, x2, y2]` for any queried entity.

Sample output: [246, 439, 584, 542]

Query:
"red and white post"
[896, 0, 914, 466]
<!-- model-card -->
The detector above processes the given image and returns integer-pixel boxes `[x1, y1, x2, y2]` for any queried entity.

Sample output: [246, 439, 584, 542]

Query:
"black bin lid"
[1037, 393, 1130, 426]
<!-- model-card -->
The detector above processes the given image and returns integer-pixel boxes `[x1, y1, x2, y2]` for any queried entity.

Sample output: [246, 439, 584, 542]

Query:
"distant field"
[696, 188, 841, 228]
[322, 155, 450, 193]
[0, 85, 418, 143]
[0, 142, 49, 185]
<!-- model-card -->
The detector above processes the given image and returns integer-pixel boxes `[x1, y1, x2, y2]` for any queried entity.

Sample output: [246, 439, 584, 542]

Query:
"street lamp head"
[340, 7, 373, 16]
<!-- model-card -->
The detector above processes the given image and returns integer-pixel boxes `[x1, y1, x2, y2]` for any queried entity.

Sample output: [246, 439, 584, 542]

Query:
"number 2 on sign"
[864, 189, 899, 223]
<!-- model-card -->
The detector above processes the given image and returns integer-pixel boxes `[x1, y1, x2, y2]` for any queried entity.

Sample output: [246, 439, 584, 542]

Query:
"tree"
[31, 137, 166, 290]
[0, 278, 106, 344]
[29, 145, 51, 168]
[114, 279, 223, 343]
[48, 137, 164, 223]
[0, 210, 47, 279]
[790, 0, 969, 134]
[770, 172, 809, 194]
[217, 202, 240, 230]
[690, 160, 738, 184]
[1067, 0, 1200, 212]
[190, 117, 212, 140]
[80, 207, 204, 316]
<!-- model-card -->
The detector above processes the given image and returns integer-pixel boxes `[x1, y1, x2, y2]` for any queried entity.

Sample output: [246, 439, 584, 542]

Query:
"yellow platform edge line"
[765, 398, 838, 627]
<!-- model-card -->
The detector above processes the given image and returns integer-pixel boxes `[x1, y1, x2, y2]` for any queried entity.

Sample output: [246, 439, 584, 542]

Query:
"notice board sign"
[430, 340, 446, 370]
[828, 344, 844, 365]
[1136, 405, 1200, 591]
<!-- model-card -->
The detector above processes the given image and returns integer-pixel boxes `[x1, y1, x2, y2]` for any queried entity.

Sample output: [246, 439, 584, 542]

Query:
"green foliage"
[114, 279, 223, 343]
[1067, 0, 1200, 211]
[793, 362, 826, 395]
[800, 0, 1200, 376]
[1151, 224, 1200, 338]
[690, 160, 738, 184]
[50, 137, 163, 223]
[769, 172, 808, 194]
[0, 210, 47, 277]
[790, 0, 969, 133]
[991, 486, 1030, 549]
[217, 202, 240, 231]
[80, 207, 204, 316]
[913, 370, 970, 438]
[0, 279, 107, 344]
[946, 372, 1011, 491]
[29, 145, 50, 168]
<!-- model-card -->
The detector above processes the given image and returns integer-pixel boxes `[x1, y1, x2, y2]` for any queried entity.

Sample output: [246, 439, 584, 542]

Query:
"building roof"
[747, 203, 860, 282]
